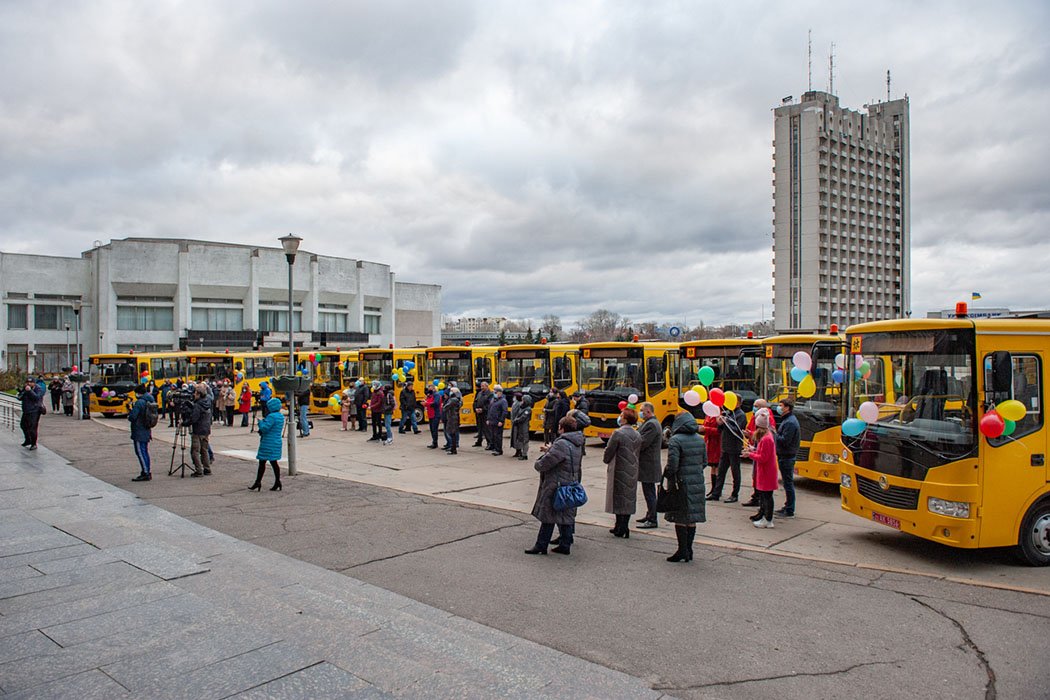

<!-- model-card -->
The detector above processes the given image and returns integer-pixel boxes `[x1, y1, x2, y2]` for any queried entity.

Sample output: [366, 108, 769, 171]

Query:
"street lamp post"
[279, 233, 302, 476]
[72, 300, 83, 420]
[65, 322, 71, 369]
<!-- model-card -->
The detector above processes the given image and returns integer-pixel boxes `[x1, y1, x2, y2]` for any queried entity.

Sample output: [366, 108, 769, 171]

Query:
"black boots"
[667, 526, 696, 563]
[610, 514, 630, 538]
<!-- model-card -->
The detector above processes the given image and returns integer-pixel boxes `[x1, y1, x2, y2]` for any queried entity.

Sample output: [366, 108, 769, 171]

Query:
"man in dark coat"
[442, 387, 462, 454]
[663, 412, 707, 562]
[354, 380, 370, 432]
[128, 385, 155, 481]
[398, 382, 420, 434]
[775, 398, 801, 517]
[636, 402, 663, 528]
[473, 381, 493, 448]
[18, 380, 46, 450]
[486, 385, 509, 455]
[188, 383, 213, 477]
[525, 415, 584, 555]
[708, 404, 746, 502]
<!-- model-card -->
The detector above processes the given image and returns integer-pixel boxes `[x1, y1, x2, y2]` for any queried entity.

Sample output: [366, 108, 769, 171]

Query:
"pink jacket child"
[748, 431, 779, 492]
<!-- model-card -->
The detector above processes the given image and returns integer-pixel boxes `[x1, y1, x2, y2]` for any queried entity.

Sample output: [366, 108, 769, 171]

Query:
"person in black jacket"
[398, 382, 420, 434]
[354, 380, 370, 432]
[525, 415, 584, 556]
[707, 405, 746, 502]
[774, 399, 801, 517]
[473, 382, 493, 448]
[18, 380, 46, 450]
[486, 385, 509, 455]
[188, 383, 213, 477]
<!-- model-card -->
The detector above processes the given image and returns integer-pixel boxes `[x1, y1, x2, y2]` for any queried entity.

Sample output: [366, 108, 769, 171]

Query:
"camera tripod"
[168, 422, 192, 477]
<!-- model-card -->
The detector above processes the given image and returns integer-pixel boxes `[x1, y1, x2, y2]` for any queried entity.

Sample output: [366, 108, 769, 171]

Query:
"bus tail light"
[927, 497, 970, 519]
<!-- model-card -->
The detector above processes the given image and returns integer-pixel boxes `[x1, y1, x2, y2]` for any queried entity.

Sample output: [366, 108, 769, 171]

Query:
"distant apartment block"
[772, 90, 910, 331]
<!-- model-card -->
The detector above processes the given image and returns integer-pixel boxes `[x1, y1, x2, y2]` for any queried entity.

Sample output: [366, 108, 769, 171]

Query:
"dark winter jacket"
[603, 425, 641, 515]
[443, 392, 462, 430]
[189, 394, 213, 436]
[775, 412, 801, 460]
[531, 430, 584, 525]
[256, 397, 284, 461]
[486, 394, 508, 425]
[127, 392, 155, 443]
[663, 412, 707, 524]
[18, 384, 45, 415]
[552, 396, 570, 425]
[399, 387, 418, 412]
[511, 395, 533, 426]
[369, 387, 384, 413]
[474, 388, 493, 417]
[719, 407, 747, 453]
[354, 383, 370, 409]
[636, 416, 663, 483]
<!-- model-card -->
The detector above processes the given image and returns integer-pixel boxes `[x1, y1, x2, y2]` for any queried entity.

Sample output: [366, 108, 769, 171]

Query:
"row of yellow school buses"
[89, 314, 1050, 565]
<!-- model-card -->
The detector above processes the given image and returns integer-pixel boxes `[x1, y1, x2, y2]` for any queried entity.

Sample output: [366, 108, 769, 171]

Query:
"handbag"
[656, 476, 683, 513]
[554, 481, 587, 511]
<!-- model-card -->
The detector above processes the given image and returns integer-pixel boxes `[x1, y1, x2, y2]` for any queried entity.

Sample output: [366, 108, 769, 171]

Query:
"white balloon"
[834, 353, 846, 370]
[702, 400, 721, 417]
[627, 393, 639, 404]
[855, 354, 866, 369]
[858, 401, 880, 423]
[792, 351, 812, 372]
[683, 390, 701, 407]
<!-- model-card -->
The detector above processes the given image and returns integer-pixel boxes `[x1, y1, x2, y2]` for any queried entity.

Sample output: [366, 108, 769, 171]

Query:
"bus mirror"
[984, 351, 1012, 403]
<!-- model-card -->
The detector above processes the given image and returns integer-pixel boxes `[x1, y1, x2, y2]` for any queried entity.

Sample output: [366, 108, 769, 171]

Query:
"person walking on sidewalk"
[486, 385, 509, 455]
[525, 415, 584, 556]
[663, 411, 707, 562]
[604, 408, 641, 538]
[18, 379, 46, 450]
[188, 383, 213, 477]
[748, 409, 778, 528]
[635, 402, 662, 529]
[250, 397, 284, 491]
[774, 399, 801, 518]
[128, 385, 156, 481]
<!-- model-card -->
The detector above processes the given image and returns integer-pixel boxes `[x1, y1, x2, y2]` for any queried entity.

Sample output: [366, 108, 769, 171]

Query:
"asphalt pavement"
[26, 411, 1050, 698]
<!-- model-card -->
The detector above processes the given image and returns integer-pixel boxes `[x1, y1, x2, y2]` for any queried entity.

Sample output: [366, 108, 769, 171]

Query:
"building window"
[363, 313, 381, 335]
[318, 312, 347, 333]
[258, 309, 301, 332]
[34, 305, 76, 330]
[191, 307, 244, 331]
[116, 306, 174, 331]
[7, 304, 27, 330]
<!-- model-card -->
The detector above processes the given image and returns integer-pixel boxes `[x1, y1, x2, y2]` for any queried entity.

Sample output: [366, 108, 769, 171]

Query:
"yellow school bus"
[88, 351, 191, 416]
[186, 351, 280, 402]
[838, 316, 1050, 565]
[495, 343, 579, 433]
[310, 351, 359, 415]
[761, 333, 847, 483]
[357, 348, 429, 423]
[424, 346, 497, 428]
[578, 341, 680, 440]
[678, 338, 763, 418]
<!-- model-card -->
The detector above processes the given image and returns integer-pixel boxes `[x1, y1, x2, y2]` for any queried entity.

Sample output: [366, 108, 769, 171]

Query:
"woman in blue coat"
[250, 397, 284, 491]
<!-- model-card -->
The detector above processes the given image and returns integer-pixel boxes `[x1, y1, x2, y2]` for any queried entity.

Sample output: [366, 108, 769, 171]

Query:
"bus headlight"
[927, 497, 970, 519]
[840, 473, 852, 489]
[818, 452, 840, 464]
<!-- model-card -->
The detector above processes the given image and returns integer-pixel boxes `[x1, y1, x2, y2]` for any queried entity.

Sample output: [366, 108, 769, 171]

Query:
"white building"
[0, 238, 441, 373]
[772, 90, 910, 331]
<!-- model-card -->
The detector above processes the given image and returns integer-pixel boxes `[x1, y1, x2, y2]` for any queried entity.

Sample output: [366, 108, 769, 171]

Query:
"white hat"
[493, 384, 503, 393]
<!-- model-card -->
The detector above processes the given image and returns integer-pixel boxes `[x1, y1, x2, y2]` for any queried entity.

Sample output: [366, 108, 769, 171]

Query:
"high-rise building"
[772, 90, 910, 332]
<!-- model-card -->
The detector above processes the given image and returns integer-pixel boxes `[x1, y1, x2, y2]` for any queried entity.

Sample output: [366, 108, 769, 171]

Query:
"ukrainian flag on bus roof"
[971, 292, 982, 300]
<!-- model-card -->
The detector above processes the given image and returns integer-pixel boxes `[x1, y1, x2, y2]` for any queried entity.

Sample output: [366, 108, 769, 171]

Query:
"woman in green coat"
[663, 412, 706, 562]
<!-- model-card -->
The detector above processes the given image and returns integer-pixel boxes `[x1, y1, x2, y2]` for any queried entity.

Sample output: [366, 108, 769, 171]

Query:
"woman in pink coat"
[747, 408, 778, 528]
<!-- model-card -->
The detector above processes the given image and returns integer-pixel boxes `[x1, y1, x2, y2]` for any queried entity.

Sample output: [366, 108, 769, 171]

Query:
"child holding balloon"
[747, 408, 778, 528]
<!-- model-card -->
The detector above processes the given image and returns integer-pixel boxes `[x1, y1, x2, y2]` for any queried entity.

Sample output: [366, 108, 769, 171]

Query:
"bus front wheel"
[1016, 499, 1050, 567]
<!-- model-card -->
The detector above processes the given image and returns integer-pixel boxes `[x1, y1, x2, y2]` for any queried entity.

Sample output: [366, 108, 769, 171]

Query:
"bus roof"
[762, 333, 843, 346]
[578, 341, 678, 350]
[845, 317, 1050, 335]
[679, 338, 762, 348]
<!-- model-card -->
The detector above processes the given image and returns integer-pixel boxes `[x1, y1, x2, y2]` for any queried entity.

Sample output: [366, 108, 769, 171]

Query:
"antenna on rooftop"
[829, 42, 835, 95]
[886, 69, 891, 101]
[807, 30, 812, 91]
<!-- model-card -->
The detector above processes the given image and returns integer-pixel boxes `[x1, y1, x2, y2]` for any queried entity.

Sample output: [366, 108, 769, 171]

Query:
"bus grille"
[795, 446, 810, 463]
[856, 475, 920, 511]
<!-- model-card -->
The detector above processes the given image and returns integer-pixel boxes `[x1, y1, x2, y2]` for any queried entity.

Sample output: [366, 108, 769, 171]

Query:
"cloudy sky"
[1, 1, 1048, 326]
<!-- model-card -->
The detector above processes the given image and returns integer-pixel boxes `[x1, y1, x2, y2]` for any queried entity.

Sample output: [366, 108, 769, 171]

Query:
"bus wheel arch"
[1016, 496, 1050, 567]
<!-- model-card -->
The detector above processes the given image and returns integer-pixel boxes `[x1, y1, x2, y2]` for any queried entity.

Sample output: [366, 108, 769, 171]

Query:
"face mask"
[773, 405, 782, 415]
[616, 416, 624, 427]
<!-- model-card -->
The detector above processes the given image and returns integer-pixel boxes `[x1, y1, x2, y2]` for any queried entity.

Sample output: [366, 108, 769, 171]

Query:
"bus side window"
[553, 357, 572, 389]
[990, 354, 1042, 445]
[647, 357, 665, 394]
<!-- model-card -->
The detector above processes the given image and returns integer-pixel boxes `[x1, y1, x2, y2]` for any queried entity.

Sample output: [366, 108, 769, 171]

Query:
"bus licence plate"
[871, 511, 900, 530]
[598, 432, 611, 439]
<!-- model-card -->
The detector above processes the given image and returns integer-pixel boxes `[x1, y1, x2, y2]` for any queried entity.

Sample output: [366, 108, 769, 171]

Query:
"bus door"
[644, 350, 676, 415]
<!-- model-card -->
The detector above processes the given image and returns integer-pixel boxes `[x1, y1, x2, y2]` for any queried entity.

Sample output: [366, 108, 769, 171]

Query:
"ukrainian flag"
[971, 292, 982, 301]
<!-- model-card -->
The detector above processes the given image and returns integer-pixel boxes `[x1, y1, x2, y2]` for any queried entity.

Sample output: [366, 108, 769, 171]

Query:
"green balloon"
[697, 366, 716, 387]
[1002, 419, 1016, 437]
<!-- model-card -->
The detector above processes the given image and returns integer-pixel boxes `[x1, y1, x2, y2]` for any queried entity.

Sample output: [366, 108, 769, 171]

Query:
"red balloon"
[308, 353, 316, 362]
[709, 387, 725, 407]
[979, 411, 1005, 439]
[618, 400, 628, 410]
[71, 365, 78, 372]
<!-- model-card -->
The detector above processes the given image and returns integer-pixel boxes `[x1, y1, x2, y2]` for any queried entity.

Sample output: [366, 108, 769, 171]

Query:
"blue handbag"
[554, 481, 587, 511]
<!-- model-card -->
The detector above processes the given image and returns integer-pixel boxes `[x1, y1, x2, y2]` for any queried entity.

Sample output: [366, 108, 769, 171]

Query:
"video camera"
[170, 387, 196, 426]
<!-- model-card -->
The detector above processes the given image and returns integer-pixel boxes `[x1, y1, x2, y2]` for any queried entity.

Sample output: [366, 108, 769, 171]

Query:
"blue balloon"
[790, 367, 808, 382]
[404, 361, 415, 370]
[832, 369, 845, 384]
[842, 418, 867, 437]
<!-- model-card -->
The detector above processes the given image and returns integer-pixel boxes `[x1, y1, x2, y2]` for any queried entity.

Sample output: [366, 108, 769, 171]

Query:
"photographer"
[188, 383, 213, 477]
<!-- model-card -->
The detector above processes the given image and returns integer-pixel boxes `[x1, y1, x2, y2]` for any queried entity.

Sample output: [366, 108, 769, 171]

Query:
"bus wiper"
[877, 429, 976, 461]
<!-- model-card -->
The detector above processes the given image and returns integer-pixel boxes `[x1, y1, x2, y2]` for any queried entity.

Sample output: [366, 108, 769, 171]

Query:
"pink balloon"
[792, 351, 812, 372]
[683, 390, 701, 407]
[857, 401, 879, 423]
[702, 401, 720, 417]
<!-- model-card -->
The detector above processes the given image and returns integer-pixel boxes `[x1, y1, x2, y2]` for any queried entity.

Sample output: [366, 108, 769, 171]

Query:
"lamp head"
[279, 233, 302, 263]
[72, 299, 82, 313]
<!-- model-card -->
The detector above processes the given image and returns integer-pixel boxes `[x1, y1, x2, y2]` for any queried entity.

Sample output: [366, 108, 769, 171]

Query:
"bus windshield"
[90, 361, 137, 386]
[316, 358, 341, 384]
[498, 351, 551, 396]
[359, 356, 392, 383]
[580, 351, 643, 394]
[763, 342, 844, 438]
[844, 328, 977, 479]
[428, 357, 472, 390]
[681, 351, 760, 411]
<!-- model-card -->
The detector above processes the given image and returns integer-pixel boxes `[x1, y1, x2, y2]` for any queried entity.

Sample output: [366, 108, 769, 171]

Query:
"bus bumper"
[792, 435, 844, 484]
[839, 466, 980, 548]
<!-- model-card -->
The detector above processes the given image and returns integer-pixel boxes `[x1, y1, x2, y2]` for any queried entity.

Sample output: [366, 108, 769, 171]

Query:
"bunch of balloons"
[139, 369, 151, 385]
[680, 365, 740, 417]
[842, 400, 880, 437]
[235, 371, 244, 383]
[979, 399, 1028, 439]
[391, 360, 415, 384]
[307, 352, 324, 365]
[617, 393, 641, 411]
[432, 379, 446, 390]
[101, 387, 117, 399]
[328, 393, 342, 409]
[789, 351, 817, 398]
